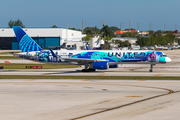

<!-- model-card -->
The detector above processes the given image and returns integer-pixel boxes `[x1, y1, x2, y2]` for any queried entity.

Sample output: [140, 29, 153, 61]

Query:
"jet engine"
[92, 61, 109, 70]
[109, 64, 118, 68]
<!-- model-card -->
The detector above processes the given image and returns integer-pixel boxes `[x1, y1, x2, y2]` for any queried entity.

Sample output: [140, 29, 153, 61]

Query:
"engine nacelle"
[109, 64, 118, 68]
[93, 61, 109, 70]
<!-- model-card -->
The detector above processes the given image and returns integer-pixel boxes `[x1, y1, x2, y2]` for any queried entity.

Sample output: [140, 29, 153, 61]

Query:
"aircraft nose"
[166, 57, 171, 62]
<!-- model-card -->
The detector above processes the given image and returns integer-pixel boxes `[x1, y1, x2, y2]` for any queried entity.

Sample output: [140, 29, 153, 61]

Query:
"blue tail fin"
[13, 26, 43, 52]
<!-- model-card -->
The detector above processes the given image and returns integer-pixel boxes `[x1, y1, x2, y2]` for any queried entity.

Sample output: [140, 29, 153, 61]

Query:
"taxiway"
[0, 79, 180, 120]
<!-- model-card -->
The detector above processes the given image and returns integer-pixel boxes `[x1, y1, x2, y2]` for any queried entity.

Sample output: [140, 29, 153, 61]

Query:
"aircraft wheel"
[89, 68, 96, 72]
[82, 69, 89, 72]
[82, 69, 96, 72]
[149, 69, 153, 72]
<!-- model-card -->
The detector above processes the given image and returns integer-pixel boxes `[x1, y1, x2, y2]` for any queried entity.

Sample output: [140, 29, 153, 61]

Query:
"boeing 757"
[12, 26, 171, 72]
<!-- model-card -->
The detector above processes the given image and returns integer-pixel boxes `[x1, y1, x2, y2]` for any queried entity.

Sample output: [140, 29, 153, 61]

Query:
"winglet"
[86, 45, 89, 50]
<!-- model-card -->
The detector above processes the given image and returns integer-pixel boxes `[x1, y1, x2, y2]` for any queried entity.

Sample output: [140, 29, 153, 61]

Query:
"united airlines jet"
[13, 26, 171, 72]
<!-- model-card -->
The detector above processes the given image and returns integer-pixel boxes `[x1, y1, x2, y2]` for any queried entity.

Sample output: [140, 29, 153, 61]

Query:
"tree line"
[7, 19, 179, 46]
[136, 31, 177, 46]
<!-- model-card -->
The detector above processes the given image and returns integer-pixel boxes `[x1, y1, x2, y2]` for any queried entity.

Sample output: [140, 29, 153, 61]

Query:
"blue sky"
[0, 0, 179, 31]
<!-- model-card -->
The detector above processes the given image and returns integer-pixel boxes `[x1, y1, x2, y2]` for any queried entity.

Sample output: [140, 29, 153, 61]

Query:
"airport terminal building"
[0, 28, 85, 50]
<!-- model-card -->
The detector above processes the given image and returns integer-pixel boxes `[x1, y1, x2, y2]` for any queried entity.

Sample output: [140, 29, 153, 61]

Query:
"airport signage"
[32, 66, 42, 69]
[26, 66, 42, 69]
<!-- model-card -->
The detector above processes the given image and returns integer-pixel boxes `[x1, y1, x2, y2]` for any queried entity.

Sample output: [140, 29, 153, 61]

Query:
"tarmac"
[0, 79, 180, 120]
[0, 50, 180, 120]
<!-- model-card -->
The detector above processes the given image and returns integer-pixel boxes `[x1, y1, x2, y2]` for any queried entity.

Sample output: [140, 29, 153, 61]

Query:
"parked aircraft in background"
[13, 26, 171, 72]
[154, 45, 168, 50]
[168, 45, 179, 50]
[147, 46, 155, 50]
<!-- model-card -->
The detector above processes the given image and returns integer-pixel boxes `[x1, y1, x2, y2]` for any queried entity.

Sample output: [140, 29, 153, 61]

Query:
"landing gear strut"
[149, 64, 154, 72]
[82, 64, 96, 72]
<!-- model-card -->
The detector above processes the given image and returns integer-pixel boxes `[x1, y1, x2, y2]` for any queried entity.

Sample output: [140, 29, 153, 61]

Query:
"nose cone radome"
[166, 57, 171, 62]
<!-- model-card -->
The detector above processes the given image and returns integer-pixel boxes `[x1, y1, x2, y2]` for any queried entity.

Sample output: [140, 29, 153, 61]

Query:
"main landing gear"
[82, 68, 96, 72]
[149, 64, 155, 72]
[82, 64, 96, 72]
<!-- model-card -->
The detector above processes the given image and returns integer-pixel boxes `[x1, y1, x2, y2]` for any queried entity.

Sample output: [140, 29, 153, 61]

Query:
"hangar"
[0, 28, 85, 50]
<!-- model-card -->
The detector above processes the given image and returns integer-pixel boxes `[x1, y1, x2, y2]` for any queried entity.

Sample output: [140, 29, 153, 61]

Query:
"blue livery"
[13, 26, 42, 52]
[12, 26, 172, 72]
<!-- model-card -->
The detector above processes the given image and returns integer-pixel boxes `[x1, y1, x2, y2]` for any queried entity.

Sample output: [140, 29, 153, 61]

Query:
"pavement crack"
[70, 84, 174, 120]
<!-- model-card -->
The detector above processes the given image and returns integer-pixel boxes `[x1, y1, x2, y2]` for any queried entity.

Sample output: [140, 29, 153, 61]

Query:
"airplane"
[154, 45, 168, 50]
[168, 45, 179, 50]
[12, 26, 171, 72]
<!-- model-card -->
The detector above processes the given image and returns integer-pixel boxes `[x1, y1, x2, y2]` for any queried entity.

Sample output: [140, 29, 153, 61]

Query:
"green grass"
[0, 75, 180, 80]
[0, 63, 79, 69]
[0, 56, 21, 59]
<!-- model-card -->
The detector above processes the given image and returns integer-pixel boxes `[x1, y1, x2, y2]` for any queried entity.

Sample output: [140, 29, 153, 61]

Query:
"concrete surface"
[0, 80, 180, 120]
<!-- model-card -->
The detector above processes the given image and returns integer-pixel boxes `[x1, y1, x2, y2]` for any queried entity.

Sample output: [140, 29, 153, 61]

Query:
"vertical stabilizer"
[13, 26, 43, 52]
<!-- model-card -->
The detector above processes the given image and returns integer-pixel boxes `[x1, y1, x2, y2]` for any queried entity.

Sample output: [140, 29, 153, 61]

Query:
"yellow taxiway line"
[43, 73, 49, 76]
[154, 74, 162, 76]
[98, 73, 106, 76]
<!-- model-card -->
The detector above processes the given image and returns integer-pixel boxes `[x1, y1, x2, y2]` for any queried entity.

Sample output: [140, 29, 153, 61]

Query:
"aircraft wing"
[63, 58, 107, 64]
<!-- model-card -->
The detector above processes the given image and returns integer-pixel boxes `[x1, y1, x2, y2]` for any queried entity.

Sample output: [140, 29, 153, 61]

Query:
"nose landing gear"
[149, 64, 155, 72]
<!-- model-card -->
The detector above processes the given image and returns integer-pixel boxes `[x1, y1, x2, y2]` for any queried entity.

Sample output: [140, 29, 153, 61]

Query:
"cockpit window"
[160, 55, 167, 57]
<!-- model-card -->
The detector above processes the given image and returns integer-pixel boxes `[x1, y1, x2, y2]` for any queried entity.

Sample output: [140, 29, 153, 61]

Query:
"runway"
[0, 79, 180, 120]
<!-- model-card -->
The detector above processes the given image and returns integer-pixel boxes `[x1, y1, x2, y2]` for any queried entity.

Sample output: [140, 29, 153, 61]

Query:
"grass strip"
[0, 56, 21, 59]
[0, 75, 180, 80]
[0, 63, 79, 69]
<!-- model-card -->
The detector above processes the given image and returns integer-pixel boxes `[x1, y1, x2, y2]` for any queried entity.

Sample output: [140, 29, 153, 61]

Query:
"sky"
[0, 0, 179, 31]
